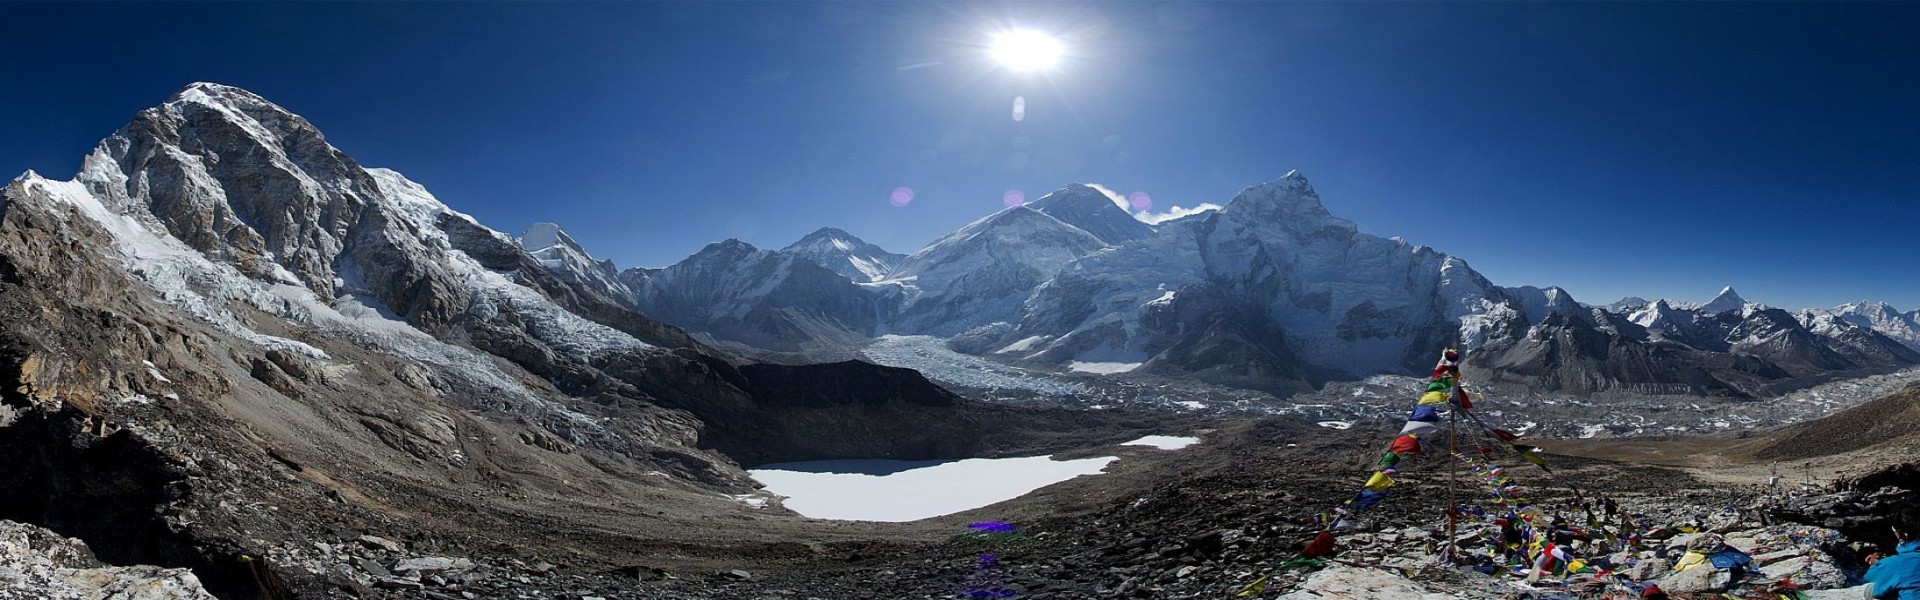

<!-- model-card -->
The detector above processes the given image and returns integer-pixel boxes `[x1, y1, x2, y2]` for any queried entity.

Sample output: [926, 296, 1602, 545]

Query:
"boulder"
[0, 520, 217, 600]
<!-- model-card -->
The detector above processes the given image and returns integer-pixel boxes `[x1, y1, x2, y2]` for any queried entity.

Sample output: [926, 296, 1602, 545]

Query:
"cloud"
[1083, 183, 1129, 210]
[1134, 203, 1223, 225]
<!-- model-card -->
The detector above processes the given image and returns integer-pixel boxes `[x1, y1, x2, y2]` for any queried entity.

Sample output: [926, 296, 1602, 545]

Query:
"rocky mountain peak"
[1697, 286, 1747, 314]
[1026, 184, 1155, 245]
[781, 227, 902, 283]
[519, 222, 584, 255]
[1224, 170, 1338, 223]
[790, 226, 858, 247]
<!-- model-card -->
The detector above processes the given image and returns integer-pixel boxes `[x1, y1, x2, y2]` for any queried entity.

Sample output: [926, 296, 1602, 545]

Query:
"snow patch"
[1317, 421, 1353, 430]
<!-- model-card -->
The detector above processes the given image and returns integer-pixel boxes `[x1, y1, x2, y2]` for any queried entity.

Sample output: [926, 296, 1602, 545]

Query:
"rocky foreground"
[53, 419, 1886, 600]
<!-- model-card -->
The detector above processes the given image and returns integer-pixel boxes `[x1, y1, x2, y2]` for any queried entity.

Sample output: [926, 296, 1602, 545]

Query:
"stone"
[355, 556, 393, 579]
[1624, 557, 1669, 581]
[375, 577, 426, 589]
[1275, 566, 1461, 599]
[727, 569, 753, 580]
[0, 520, 220, 600]
[1655, 565, 1730, 594]
[395, 556, 461, 572]
[358, 535, 405, 553]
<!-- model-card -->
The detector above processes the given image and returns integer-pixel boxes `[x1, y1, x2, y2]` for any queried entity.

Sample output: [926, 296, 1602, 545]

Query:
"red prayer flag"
[1303, 531, 1336, 557]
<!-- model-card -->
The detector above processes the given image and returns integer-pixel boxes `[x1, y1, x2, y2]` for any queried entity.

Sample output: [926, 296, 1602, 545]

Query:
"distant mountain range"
[518, 176, 1920, 398]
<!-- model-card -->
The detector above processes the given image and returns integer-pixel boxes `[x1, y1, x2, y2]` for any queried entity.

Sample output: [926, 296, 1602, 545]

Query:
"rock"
[1625, 557, 1670, 581]
[1175, 566, 1197, 578]
[358, 535, 405, 553]
[395, 556, 462, 572]
[375, 576, 426, 589]
[355, 556, 393, 579]
[0, 520, 218, 600]
[726, 569, 753, 580]
[1761, 553, 1848, 589]
[1655, 565, 1731, 594]
[1276, 566, 1466, 599]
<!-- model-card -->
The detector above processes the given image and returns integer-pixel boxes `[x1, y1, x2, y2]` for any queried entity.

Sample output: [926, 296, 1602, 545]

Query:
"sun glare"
[989, 29, 1064, 73]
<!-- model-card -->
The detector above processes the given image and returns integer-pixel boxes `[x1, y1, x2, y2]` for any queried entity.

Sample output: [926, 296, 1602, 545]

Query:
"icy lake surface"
[748, 455, 1118, 522]
[1122, 435, 1200, 450]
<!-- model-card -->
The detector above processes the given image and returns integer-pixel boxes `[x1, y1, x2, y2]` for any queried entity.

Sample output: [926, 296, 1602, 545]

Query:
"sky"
[2, 2, 1917, 311]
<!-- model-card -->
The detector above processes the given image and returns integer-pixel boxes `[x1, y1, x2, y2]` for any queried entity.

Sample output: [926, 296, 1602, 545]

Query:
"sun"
[989, 29, 1064, 73]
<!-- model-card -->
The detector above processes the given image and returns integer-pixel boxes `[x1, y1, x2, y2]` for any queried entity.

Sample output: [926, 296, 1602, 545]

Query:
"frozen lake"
[748, 455, 1118, 522]
[1123, 435, 1200, 450]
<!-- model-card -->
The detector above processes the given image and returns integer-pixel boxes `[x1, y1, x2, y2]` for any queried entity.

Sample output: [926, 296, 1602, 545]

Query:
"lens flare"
[890, 186, 915, 207]
[1011, 96, 1026, 122]
[1128, 191, 1152, 212]
[989, 29, 1064, 73]
[1002, 189, 1025, 208]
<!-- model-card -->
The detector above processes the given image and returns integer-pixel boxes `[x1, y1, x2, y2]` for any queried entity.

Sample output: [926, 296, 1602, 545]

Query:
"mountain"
[780, 226, 904, 283]
[1826, 300, 1920, 351]
[1024, 184, 1156, 245]
[0, 83, 992, 596]
[1503, 285, 1588, 325]
[1605, 296, 1651, 312]
[620, 238, 888, 352]
[557, 164, 1917, 397]
[990, 171, 1520, 388]
[884, 205, 1111, 336]
[518, 221, 636, 306]
[1694, 285, 1750, 314]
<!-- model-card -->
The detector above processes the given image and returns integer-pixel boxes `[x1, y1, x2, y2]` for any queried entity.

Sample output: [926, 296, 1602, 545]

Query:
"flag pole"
[1444, 392, 1458, 564]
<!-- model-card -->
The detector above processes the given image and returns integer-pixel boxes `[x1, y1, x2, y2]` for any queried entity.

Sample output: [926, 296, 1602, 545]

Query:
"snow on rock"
[1011, 170, 1517, 378]
[861, 335, 1089, 396]
[781, 227, 905, 283]
[1825, 300, 1920, 351]
[14, 175, 328, 358]
[367, 169, 653, 357]
[1696, 285, 1750, 314]
[1025, 184, 1156, 245]
[884, 206, 1110, 336]
[1068, 361, 1143, 374]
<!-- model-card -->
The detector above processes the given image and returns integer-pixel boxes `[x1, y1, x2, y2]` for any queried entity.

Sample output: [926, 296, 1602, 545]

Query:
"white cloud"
[1134, 203, 1223, 225]
[1083, 183, 1129, 210]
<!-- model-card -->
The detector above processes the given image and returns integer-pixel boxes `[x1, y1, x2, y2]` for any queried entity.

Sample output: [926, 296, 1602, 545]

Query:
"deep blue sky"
[4, 2, 1917, 310]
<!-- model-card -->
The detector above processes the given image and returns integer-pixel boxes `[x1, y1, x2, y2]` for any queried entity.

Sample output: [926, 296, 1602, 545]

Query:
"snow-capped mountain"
[1693, 285, 1752, 314]
[518, 221, 636, 305]
[619, 238, 887, 351]
[549, 164, 1919, 397]
[4, 81, 986, 537]
[1024, 184, 1156, 245]
[993, 171, 1518, 387]
[1823, 301, 1920, 351]
[1605, 296, 1652, 312]
[780, 226, 904, 283]
[883, 204, 1111, 336]
[1503, 286, 1589, 325]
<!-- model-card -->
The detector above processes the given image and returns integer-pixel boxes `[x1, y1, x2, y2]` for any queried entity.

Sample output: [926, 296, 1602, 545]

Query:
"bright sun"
[989, 29, 1064, 73]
